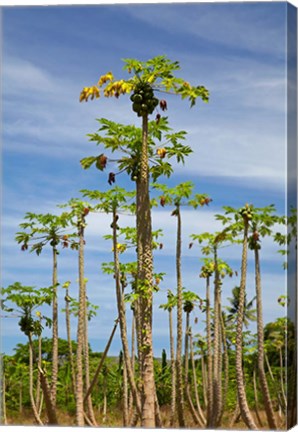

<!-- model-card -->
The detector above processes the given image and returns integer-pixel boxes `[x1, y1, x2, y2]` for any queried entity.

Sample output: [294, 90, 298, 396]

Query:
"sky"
[1, 1, 293, 358]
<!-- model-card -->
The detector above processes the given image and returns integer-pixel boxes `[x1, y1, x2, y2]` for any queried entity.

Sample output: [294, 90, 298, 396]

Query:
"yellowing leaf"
[98, 72, 114, 86]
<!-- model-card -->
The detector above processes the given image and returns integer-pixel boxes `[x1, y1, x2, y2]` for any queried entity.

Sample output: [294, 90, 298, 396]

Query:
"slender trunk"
[51, 247, 58, 408]
[254, 247, 277, 429]
[135, 114, 156, 426]
[279, 348, 287, 410]
[128, 314, 135, 419]
[112, 208, 142, 420]
[65, 287, 76, 396]
[184, 313, 203, 426]
[211, 245, 222, 427]
[103, 373, 107, 424]
[35, 319, 42, 411]
[201, 354, 207, 409]
[229, 400, 241, 427]
[169, 307, 176, 426]
[2, 369, 7, 425]
[28, 335, 43, 425]
[236, 220, 257, 429]
[123, 357, 129, 426]
[253, 367, 264, 428]
[84, 318, 118, 403]
[190, 329, 206, 425]
[265, 353, 285, 414]
[83, 302, 97, 426]
[75, 221, 86, 426]
[28, 333, 58, 424]
[219, 312, 229, 425]
[176, 204, 185, 427]
[217, 300, 223, 426]
[38, 391, 44, 417]
[206, 275, 213, 427]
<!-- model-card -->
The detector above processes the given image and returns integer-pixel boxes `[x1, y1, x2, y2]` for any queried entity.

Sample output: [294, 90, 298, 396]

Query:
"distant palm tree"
[226, 286, 256, 329]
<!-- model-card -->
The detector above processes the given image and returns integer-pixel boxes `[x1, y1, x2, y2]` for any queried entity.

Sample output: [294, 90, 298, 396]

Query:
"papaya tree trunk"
[123, 357, 129, 426]
[175, 203, 185, 427]
[128, 313, 135, 420]
[112, 208, 142, 420]
[84, 318, 119, 404]
[219, 312, 229, 425]
[35, 322, 42, 412]
[75, 221, 86, 426]
[51, 246, 58, 408]
[201, 353, 207, 409]
[236, 220, 257, 429]
[190, 329, 206, 425]
[135, 114, 156, 426]
[2, 368, 7, 425]
[83, 302, 97, 426]
[169, 306, 176, 426]
[206, 275, 213, 427]
[253, 366, 264, 428]
[103, 372, 107, 424]
[28, 334, 43, 425]
[28, 333, 58, 424]
[211, 245, 222, 427]
[254, 246, 277, 429]
[65, 287, 76, 396]
[184, 312, 202, 426]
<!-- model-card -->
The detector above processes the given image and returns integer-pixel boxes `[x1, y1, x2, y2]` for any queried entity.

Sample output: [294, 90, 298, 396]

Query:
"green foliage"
[15, 211, 74, 254]
[1, 282, 53, 336]
[81, 186, 135, 215]
[80, 55, 209, 109]
[80, 117, 193, 184]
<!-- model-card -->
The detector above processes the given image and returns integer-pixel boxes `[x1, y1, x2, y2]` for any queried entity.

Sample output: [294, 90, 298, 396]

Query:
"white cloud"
[125, 3, 285, 57]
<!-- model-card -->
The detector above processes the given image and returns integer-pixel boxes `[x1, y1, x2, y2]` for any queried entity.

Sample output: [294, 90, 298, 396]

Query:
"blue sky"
[2, 2, 290, 357]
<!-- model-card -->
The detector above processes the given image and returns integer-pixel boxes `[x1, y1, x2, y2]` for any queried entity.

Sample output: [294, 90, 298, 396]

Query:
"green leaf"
[80, 156, 98, 170]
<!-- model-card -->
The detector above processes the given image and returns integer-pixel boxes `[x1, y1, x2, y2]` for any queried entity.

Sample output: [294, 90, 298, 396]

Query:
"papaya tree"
[220, 204, 283, 429]
[153, 181, 210, 426]
[216, 204, 258, 429]
[82, 186, 142, 424]
[15, 211, 73, 408]
[58, 198, 96, 426]
[190, 230, 235, 427]
[1, 282, 57, 425]
[79, 55, 209, 426]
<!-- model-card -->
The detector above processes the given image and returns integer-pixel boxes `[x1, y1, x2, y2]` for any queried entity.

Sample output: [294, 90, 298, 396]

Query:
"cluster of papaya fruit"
[19, 315, 35, 336]
[130, 81, 159, 116]
[239, 203, 253, 220]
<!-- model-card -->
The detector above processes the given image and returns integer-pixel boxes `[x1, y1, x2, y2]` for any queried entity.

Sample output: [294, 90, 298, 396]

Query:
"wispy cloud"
[125, 3, 286, 57]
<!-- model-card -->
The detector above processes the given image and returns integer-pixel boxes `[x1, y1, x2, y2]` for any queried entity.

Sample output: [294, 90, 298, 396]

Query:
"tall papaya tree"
[100, 212, 164, 425]
[82, 186, 143, 424]
[246, 204, 280, 429]
[190, 231, 235, 427]
[216, 204, 258, 429]
[80, 116, 191, 425]
[58, 198, 95, 426]
[153, 181, 210, 426]
[79, 55, 208, 426]
[15, 212, 73, 408]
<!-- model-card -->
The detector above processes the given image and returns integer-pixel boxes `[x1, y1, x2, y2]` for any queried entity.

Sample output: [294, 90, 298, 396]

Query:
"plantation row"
[1, 56, 296, 429]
